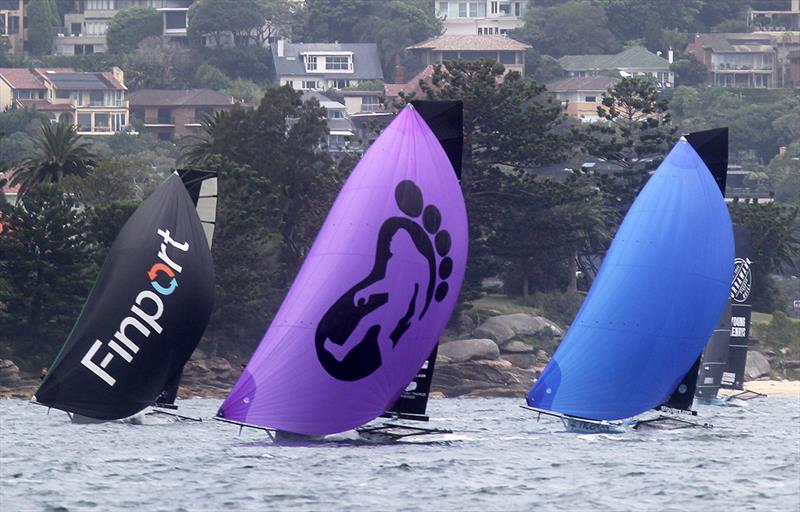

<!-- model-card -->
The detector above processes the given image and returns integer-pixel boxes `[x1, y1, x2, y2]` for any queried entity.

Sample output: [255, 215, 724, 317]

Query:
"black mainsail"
[34, 174, 214, 420]
[722, 226, 755, 392]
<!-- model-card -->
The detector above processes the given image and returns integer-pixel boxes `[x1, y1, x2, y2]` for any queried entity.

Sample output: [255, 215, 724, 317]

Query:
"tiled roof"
[272, 43, 384, 81]
[690, 33, 777, 53]
[558, 46, 669, 71]
[129, 89, 234, 107]
[0, 68, 45, 89]
[384, 66, 436, 98]
[546, 75, 619, 92]
[407, 35, 530, 51]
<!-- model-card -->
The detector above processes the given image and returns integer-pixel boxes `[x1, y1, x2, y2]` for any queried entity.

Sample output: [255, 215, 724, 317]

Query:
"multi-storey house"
[407, 34, 529, 74]
[686, 33, 779, 89]
[0, 0, 24, 54]
[0, 67, 129, 135]
[56, 0, 192, 56]
[546, 76, 619, 122]
[272, 41, 384, 92]
[128, 88, 233, 140]
[435, 1, 525, 35]
[559, 46, 674, 88]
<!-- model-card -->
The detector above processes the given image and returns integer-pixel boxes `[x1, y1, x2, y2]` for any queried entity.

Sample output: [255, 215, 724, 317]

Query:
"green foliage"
[305, 0, 372, 43]
[670, 54, 707, 86]
[730, 203, 800, 275]
[26, 0, 59, 56]
[344, 80, 384, 91]
[193, 63, 232, 90]
[766, 144, 800, 203]
[60, 157, 150, 207]
[598, 0, 703, 52]
[581, 77, 675, 212]
[83, 199, 140, 264]
[0, 184, 95, 364]
[525, 49, 566, 83]
[221, 78, 264, 104]
[512, 0, 621, 58]
[9, 123, 97, 196]
[521, 289, 585, 327]
[106, 7, 163, 54]
[0, 107, 50, 137]
[199, 46, 274, 83]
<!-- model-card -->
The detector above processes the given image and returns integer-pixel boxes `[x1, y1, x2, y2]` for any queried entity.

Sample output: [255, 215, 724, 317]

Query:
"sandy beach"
[721, 380, 800, 398]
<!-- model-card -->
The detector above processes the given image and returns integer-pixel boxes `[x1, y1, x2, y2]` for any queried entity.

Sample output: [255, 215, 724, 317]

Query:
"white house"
[272, 41, 384, 92]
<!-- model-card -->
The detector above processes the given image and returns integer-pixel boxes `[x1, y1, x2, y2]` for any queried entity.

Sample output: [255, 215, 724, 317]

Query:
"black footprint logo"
[315, 180, 453, 381]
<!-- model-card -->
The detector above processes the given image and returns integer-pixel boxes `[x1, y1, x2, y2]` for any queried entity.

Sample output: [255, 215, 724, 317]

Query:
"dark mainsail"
[35, 174, 215, 420]
[659, 127, 728, 413]
[722, 226, 754, 391]
[384, 101, 463, 421]
[695, 304, 733, 400]
[154, 169, 218, 407]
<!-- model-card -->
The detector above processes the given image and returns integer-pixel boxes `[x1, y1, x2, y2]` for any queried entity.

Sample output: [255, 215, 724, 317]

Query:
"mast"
[661, 127, 729, 412]
[154, 169, 218, 407]
[382, 100, 463, 421]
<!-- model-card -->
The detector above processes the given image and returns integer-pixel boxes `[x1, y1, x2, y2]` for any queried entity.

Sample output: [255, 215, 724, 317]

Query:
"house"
[56, 0, 192, 56]
[406, 35, 530, 74]
[0, 0, 24, 54]
[301, 91, 354, 152]
[384, 65, 437, 104]
[435, 1, 525, 35]
[685, 33, 779, 89]
[546, 75, 619, 122]
[272, 41, 384, 92]
[128, 89, 234, 140]
[558, 46, 674, 88]
[748, 0, 800, 32]
[0, 67, 129, 135]
[340, 89, 384, 115]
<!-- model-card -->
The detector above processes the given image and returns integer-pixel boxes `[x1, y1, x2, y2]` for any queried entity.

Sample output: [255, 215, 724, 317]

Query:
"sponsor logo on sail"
[80, 229, 189, 386]
[730, 257, 752, 303]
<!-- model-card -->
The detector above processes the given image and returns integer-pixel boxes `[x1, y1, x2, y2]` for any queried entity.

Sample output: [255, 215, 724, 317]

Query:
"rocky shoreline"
[1, 313, 793, 400]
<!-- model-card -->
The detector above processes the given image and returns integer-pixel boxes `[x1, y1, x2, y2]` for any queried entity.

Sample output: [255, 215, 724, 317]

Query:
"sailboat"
[215, 104, 467, 440]
[524, 135, 734, 433]
[32, 171, 215, 423]
[696, 225, 765, 403]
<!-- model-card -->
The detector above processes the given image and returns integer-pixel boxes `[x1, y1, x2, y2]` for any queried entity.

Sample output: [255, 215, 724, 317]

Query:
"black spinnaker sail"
[383, 101, 463, 421]
[34, 174, 215, 420]
[660, 127, 729, 412]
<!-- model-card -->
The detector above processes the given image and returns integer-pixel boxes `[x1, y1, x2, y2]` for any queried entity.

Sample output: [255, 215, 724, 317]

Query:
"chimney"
[277, 38, 285, 57]
[393, 64, 406, 84]
[112, 66, 124, 86]
[668, 48, 674, 64]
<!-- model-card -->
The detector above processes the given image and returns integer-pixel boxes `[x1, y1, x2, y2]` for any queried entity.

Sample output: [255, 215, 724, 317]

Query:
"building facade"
[0, 67, 129, 135]
[436, 1, 525, 35]
[407, 34, 529, 74]
[0, 0, 24, 54]
[56, 0, 192, 56]
[748, 0, 800, 32]
[546, 75, 619, 122]
[559, 46, 674, 88]
[128, 88, 233, 139]
[686, 33, 781, 89]
[272, 41, 384, 92]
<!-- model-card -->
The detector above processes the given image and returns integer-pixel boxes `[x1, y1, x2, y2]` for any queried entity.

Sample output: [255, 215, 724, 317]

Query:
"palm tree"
[179, 110, 228, 167]
[9, 122, 96, 196]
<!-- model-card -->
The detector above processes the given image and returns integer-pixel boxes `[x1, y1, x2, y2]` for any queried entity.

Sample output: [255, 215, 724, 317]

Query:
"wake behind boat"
[32, 172, 215, 423]
[524, 134, 734, 434]
[215, 105, 468, 441]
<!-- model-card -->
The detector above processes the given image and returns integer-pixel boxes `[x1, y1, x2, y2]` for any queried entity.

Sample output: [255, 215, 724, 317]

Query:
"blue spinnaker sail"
[527, 139, 734, 421]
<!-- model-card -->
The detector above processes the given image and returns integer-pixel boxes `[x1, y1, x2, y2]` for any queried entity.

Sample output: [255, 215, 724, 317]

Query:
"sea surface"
[1, 397, 798, 511]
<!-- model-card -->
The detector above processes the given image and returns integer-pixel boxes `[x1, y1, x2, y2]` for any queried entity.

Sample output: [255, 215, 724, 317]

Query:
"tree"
[9, 122, 96, 196]
[193, 63, 232, 90]
[670, 54, 707, 86]
[403, 60, 600, 296]
[26, 0, 59, 56]
[60, 157, 149, 206]
[582, 76, 675, 210]
[188, 0, 269, 47]
[511, 1, 621, 58]
[221, 78, 264, 104]
[305, 0, 371, 43]
[353, 0, 442, 77]
[106, 7, 162, 54]
[0, 184, 95, 362]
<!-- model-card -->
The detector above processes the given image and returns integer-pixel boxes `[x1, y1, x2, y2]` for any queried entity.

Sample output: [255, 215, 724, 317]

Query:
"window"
[89, 91, 104, 106]
[301, 80, 318, 89]
[462, 51, 496, 61]
[71, 23, 82, 36]
[499, 3, 511, 14]
[438, 1, 448, 15]
[491, 2, 497, 14]
[362, 95, 381, 112]
[326, 56, 350, 71]
[327, 109, 345, 119]
[111, 113, 126, 132]
[85, 22, 107, 36]
[131, 107, 145, 122]
[305, 55, 318, 71]
[515, 2, 521, 16]
[55, 90, 71, 99]
[86, 0, 115, 10]
[164, 12, 186, 30]
[94, 113, 110, 131]
[331, 79, 350, 89]
[328, 134, 346, 149]
[74, 44, 94, 55]
[584, 96, 597, 102]
[157, 108, 171, 124]
[77, 113, 91, 131]
[499, 51, 516, 64]
[107, 90, 123, 107]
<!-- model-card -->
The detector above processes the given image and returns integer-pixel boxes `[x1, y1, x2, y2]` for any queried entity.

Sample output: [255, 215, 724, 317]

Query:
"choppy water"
[1, 397, 799, 511]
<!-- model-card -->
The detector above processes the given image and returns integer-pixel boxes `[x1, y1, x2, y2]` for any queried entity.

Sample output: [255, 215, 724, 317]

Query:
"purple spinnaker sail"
[218, 106, 468, 435]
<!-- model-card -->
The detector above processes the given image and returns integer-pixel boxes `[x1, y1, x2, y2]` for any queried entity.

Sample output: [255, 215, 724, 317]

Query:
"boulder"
[745, 351, 771, 380]
[431, 360, 537, 397]
[473, 313, 563, 344]
[536, 349, 550, 363]
[438, 339, 500, 363]
[0, 359, 21, 387]
[501, 340, 534, 353]
[501, 353, 538, 369]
